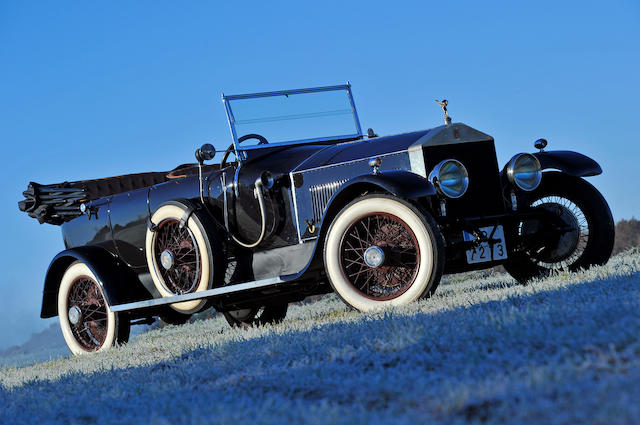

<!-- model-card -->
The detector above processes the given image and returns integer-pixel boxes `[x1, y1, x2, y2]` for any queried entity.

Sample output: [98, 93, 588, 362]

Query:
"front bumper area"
[438, 209, 553, 274]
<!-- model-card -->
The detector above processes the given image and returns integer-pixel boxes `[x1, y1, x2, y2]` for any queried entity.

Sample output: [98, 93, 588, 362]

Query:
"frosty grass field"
[1, 250, 639, 425]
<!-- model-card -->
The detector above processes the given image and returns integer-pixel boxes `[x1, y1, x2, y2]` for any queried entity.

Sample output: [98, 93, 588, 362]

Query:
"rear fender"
[534, 150, 602, 177]
[41, 246, 150, 318]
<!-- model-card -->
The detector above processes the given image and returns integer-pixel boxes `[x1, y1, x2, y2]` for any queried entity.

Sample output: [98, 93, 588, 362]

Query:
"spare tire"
[145, 201, 223, 314]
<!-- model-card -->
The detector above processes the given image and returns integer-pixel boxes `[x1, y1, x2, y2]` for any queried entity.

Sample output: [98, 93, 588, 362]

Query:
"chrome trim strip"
[290, 172, 303, 243]
[233, 161, 242, 197]
[222, 96, 241, 158]
[345, 82, 363, 137]
[409, 123, 494, 148]
[110, 277, 284, 312]
[221, 173, 229, 230]
[295, 149, 408, 174]
[408, 144, 427, 178]
[223, 84, 350, 101]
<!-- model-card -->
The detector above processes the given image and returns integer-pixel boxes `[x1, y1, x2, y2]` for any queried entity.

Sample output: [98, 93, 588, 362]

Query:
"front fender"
[290, 170, 436, 277]
[41, 246, 150, 318]
[338, 170, 437, 200]
[534, 150, 602, 177]
[318, 170, 435, 235]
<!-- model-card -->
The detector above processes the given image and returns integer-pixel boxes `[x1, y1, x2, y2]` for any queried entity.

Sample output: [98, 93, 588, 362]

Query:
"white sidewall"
[58, 262, 117, 355]
[145, 205, 211, 314]
[325, 197, 434, 312]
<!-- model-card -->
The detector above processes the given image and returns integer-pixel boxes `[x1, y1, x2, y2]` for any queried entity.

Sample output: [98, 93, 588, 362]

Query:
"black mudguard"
[337, 170, 437, 200]
[41, 246, 150, 318]
[319, 170, 436, 236]
[291, 170, 437, 280]
[534, 150, 602, 177]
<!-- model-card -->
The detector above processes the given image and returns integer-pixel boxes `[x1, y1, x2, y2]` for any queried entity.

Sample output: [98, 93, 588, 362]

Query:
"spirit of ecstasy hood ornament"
[435, 99, 452, 125]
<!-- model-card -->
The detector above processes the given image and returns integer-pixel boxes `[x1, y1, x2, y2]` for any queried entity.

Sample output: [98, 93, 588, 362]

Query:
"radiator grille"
[310, 180, 347, 223]
[423, 141, 505, 217]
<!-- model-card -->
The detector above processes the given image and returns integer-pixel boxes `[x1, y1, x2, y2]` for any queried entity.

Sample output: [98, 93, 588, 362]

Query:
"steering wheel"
[221, 133, 269, 168]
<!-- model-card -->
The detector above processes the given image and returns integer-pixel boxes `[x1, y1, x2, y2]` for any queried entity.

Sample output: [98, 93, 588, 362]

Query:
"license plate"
[463, 225, 508, 264]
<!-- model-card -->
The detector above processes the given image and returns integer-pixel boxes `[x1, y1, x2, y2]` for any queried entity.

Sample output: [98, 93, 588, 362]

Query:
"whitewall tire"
[324, 195, 444, 312]
[145, 204, 214, 314]
[58, 262, 129, 355]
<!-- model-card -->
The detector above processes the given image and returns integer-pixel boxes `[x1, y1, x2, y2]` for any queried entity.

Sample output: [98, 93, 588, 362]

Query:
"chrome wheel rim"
[338, 213, 420, 300]
[228, 308, 257, 321]
[67, 276, 108, 351]
[521, 196, 589, 269]
[154, 218, 201, 294]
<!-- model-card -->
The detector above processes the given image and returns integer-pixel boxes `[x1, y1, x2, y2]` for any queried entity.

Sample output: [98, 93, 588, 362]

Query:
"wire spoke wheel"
[67, 276, 109, 351]
[58, 262, 129, 355]
[339, 213, 420, 300]
[324, 195, 444, 312]
[504, 172, 614, 284]
[146, 203, 222, 315]
[522, 196, 589, 269]
[154, 218, 201, 295]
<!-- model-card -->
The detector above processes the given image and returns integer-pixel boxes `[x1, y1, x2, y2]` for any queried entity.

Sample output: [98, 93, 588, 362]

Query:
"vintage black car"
[19, 84, 614, 354]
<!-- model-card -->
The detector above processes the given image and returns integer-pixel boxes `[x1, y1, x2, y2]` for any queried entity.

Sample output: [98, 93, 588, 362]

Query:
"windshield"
[223, 85, 362, 149]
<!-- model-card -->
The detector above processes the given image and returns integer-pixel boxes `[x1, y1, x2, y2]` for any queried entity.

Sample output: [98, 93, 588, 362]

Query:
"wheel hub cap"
[364, 246, 385, 268]
[68, 305, 82, 325]
[548, 205, 580, 259]
[160, 249, 174, 270]
[228, 308, 254, 321]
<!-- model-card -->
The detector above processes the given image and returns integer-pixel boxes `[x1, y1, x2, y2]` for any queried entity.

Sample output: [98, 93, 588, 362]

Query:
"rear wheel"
[158, 308, 192, 326]
[223, 304, 288, 327]
[58, 262, 130, 355]
[323, 194, 444, 312]
[504, 172, 614, 283]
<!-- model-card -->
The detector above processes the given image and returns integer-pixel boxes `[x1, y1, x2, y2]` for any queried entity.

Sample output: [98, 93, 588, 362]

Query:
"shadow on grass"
[2, 271, 639, 425]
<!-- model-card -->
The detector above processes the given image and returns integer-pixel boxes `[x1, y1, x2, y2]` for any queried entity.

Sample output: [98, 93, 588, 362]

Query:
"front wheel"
[58, 262, 130, 355]
[504, 172, 615, 283]
[323, 194, 445, 312]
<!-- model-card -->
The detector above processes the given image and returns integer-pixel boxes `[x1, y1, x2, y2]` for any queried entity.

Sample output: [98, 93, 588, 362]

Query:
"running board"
[109, 277, 284, 313]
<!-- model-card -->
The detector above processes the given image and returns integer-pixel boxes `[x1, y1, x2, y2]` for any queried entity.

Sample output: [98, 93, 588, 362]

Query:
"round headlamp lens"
[429, 159, 469, 198]
[508, 153, 542, 191]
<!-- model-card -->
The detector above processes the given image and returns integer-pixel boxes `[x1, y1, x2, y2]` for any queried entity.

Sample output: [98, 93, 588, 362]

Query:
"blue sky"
[0, 1, 638, 349]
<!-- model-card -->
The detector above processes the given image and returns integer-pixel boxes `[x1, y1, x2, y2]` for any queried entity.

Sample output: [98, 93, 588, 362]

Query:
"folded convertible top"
[18, 171, 170, 225]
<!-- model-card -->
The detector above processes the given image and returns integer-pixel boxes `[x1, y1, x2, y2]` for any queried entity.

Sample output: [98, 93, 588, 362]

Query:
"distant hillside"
[0, 324, 68, 368]
[613, 218, 640, 255]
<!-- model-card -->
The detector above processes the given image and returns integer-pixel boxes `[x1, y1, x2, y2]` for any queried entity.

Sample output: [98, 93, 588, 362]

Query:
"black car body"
[19, 84, 614, 354]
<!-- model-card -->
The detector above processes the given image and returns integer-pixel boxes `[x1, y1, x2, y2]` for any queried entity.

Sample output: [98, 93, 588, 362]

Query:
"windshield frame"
[221, 83, 363, 155]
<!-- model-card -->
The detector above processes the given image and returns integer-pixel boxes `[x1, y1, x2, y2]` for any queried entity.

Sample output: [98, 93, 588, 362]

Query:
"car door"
[223, 146, 308, 250]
